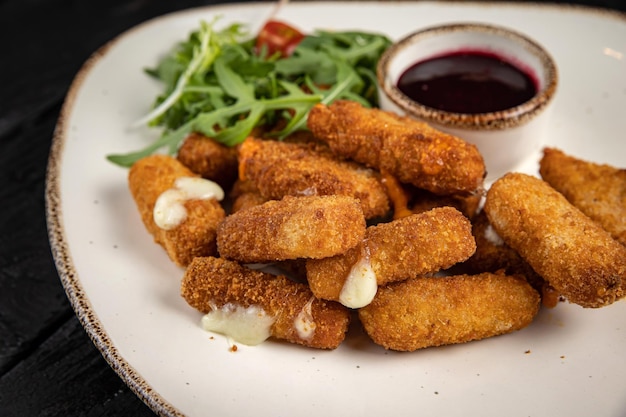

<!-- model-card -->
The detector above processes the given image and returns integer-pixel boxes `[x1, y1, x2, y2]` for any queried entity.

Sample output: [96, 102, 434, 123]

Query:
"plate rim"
[44, 2, 626, 416]
[45, 41, 186, 417]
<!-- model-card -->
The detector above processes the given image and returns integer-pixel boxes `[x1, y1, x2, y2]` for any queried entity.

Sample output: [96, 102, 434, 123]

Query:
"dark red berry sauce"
[397, 50, 538, 114]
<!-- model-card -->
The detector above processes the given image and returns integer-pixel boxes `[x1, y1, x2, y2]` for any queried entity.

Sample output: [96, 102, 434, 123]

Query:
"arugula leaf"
[107, 19, 391, 167]
[131, 19, 241, 129]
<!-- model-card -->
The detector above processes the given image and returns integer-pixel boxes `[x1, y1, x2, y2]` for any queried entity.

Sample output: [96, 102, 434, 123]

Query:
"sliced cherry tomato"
[255, 20, 305, 58]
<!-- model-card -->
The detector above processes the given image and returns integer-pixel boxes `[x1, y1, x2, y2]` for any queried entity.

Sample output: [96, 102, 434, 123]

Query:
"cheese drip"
[154, 176, 224, 230]
[201, 303, 276, 346]
[339, 244, 378, 308]
[294, 297, 317, 340]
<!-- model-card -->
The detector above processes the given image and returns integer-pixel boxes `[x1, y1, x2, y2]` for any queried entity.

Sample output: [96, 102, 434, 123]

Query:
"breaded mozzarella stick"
[539, 147, 626, 246]
[176, 132, 239, 190]
[229, 179, 267, 213]
[484, 172, 626, 308]
[238, 136, 390, 219]
[181, 257, 350, 349]
[217, 195, 366, 263]
[358, 272, 540, 351]
[306, 207, 476, 308]
[463, 210, 547, 299]
[307, 100, 486, 195]
[128, 154, 225, 267]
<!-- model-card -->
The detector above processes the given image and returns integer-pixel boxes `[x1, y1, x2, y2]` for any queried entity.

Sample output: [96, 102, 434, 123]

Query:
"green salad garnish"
[107, 18, 391, 167]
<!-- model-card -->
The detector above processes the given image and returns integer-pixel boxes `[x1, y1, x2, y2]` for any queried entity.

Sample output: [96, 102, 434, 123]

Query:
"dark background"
[0, 0, 624, 416]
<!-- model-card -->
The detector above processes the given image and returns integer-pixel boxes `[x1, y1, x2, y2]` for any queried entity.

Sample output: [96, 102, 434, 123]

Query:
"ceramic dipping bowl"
[377, 23, 558, 181]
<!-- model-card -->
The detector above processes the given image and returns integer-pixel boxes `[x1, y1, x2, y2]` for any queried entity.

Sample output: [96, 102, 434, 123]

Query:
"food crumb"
[525, 350, 531, 354]
[230, 344, 238, 352]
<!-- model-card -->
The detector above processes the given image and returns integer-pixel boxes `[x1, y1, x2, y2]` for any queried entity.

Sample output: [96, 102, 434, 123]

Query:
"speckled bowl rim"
[377, 22, 559, 130]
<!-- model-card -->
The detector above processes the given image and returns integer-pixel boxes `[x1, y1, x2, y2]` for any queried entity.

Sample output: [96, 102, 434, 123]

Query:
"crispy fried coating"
[307, 100, 486, 195]
[128, 154, 225, 267]
[358, 272, 540, 351]
[409, 188, 481, 219]
[181, 257, 350, 349]
[379, 172, 414, 219]
[238, 136, 390, 219]
[306, 207, 476, 303]
[539, 147, 626, 246]
[379, 172, 481, 220]
[229, 179, 267, 213]
[176, 132, 238, 190]
[217, 195, 366, 263]
[484, 172, 626, 308]
[462, 210, 550, 302]
[231, 191, 266, 213]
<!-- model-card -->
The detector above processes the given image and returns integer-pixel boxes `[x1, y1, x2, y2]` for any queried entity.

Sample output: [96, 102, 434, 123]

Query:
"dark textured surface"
[0, 1, 624, 416]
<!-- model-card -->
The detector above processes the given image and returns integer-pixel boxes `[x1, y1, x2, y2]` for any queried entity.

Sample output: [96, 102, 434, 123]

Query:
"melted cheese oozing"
[294, 297, 317, 340]
[484, 224, 504, 246]
[339, 251, 378, 308]
[201, 303, 275, 346]
[153, 176, 224, 230]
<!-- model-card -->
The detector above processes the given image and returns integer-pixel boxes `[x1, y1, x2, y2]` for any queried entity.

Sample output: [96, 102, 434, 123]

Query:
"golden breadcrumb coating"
[306, 207, 476, 302]
[307, 100, 486, 195]
[409, 187, 482, 219]
[378, 172, 414, 219]
[462, 210, 547, 297]
[217, 195, 366, 263]
[358, 272, 540, 351]
[128, 154, 225, 267]
[540, 147, 626, 246]
[176, 132, 239, 190]
[229, 179, 267, 213]
[181, 257, 350, 349]
[484, 172, 626, 308]
[238, 136, 390, 219]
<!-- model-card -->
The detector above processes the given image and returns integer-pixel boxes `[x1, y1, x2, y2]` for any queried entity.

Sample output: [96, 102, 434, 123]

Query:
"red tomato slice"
[255, 20, 305, 58]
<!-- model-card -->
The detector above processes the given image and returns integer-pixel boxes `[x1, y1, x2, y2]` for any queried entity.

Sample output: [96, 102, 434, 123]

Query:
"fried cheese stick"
[238, 136, 390, 219]
[181, 257, 350, 349]
[176, 132, 239, 190]
[539, 147, 626, 246]
[462, 210, 552, 305]
[307, 100, 486, 195]
[128, 154, 225, 267]
[358, 272, 540, 351]
[217, 195, 366, 263]
[306, 207, 476, 308]
[484, 172, 626, 308]
[409, 187, 481, 219]
[229, 179, 267, 213]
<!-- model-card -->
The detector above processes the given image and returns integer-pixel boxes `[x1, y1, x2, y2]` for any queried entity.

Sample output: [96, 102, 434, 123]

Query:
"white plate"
[46, 2, 626, 417]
